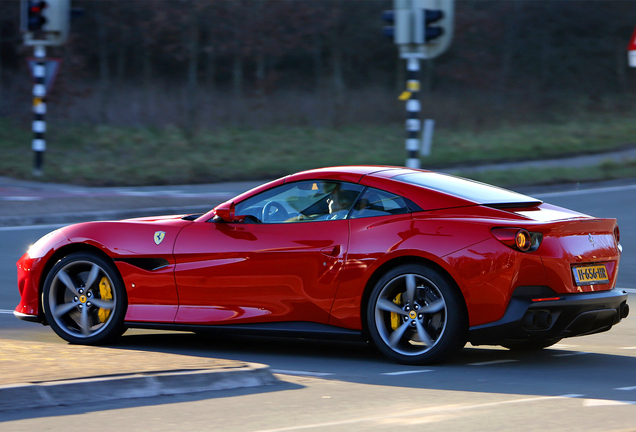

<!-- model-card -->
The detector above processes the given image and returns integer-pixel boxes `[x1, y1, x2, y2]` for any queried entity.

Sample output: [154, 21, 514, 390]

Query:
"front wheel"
[367, 264, 467, 365]
[42, 252, 127, 345]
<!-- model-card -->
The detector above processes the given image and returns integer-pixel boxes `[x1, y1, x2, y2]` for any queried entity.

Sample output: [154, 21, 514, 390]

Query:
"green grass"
[0, 115, 635, 187]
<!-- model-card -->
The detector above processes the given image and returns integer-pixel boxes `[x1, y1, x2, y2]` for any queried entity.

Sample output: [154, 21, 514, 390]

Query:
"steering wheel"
[262, 201, 289, 222]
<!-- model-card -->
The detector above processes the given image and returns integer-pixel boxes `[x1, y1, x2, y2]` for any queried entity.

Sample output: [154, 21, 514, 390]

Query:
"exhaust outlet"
[620, 302, 630, 319]
[537, 311, 553, 328]
[522, 310, 553, 329]
[523, 311, 538, 328]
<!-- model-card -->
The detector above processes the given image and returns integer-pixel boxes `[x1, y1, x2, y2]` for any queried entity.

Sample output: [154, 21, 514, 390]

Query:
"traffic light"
[413, 5, 449, 45]
[423, 9, 444, 42]
[416, 0, 454, 59]
[383, 0, 453, 60]
[21, 0, 70, 46]
[26, 1, 48, 32]
[382, 8, 412, 45]
[382, 10, 396, 39]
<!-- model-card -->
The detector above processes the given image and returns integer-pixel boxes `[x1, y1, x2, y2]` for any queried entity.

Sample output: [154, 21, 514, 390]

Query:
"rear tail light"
[614, 225, 620, 244]
[515, 229, 532, 252]
[492, 227, 542, 252]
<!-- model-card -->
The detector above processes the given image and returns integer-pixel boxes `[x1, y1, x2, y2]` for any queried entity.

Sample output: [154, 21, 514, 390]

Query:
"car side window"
[349, 187, 410, 219]
[235, 180, 364, 224]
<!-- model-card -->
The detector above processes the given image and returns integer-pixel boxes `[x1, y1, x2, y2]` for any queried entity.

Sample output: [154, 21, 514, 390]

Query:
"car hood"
[122, 214, 192, 223]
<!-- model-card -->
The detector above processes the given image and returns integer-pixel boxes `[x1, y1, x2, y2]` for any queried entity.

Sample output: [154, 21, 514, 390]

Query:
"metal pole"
[421, 118, 435, 156]
[405, 56, 421, 169]
[32, 45, 46, 176]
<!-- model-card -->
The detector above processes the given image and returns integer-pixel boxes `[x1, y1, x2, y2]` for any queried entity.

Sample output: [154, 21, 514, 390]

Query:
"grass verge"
[0, 115, 635, 187]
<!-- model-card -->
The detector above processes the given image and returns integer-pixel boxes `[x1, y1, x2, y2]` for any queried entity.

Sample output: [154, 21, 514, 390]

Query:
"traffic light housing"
[419, 9, 444, 43]
[26, 1, 47, 31]
[382, 10, 395, 38]
[21, 0, 70, 46]
[383, 0, 454, 59]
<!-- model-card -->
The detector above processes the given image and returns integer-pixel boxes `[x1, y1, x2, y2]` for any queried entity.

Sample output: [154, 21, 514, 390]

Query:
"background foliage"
[1, 0, 636, 128]
[1, 0, 636, 186]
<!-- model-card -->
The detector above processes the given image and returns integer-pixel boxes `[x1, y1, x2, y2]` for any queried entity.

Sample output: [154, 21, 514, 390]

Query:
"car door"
[329, 187, 416, 329]
[172, 180, 364, 325]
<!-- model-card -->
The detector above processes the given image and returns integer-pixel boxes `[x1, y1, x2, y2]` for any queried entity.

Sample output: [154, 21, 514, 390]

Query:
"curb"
[0, 363, 277, 412]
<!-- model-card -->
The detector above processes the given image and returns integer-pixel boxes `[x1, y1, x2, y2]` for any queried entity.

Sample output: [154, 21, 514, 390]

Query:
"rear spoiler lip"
[485, 201, 543, 210]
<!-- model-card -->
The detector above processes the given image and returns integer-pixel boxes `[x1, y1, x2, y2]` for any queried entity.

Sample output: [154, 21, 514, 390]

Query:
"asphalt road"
[1, 181, 635, 430]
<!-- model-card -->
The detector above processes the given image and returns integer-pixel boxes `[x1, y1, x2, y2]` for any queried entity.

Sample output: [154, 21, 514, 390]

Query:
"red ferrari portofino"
[15, 166, 629, 364]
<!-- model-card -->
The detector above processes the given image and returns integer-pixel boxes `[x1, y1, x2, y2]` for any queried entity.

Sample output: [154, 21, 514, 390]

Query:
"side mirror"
[213, 201, 236, 222]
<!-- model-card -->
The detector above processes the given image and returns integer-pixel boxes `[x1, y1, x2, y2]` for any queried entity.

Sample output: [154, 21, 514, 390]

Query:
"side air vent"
[115, 258, 170, 271]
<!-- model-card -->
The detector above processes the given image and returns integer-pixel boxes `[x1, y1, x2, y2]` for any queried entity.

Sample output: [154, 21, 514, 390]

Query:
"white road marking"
[583, 399, 635, 407]
[615, 386, 636, 391]
[112, 189, 233, 199]
[620, 346, 636, 350]
[271, 369, 334, 377]
[250, 394, 594, 432]
[467, 359, 518, 366]
[0, 310, 15, 314]
[552, 352, 591, 357]
[0, 196, 41, 201]
[0, 223, 66, 232]
[382, 370, 434, 376]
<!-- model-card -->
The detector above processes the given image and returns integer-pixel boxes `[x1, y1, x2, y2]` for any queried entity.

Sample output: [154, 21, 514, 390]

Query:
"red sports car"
[15, 166, 629, 364]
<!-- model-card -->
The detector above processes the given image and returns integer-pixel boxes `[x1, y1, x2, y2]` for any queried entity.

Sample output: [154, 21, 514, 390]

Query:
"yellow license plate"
[572, 264, 609, 286]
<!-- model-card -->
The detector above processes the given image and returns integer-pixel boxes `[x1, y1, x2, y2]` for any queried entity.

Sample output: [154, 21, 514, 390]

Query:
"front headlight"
[27, 230, 60, 258]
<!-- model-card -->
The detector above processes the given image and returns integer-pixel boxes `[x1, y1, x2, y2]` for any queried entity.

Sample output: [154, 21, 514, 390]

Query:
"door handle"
[320, 245, 341, 257]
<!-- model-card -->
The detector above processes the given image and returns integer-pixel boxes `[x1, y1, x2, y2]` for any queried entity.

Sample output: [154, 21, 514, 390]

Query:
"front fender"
[15, 229, 71, 318]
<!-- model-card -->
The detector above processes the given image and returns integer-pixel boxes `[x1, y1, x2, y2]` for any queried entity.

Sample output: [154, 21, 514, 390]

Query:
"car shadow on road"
[3, 329, 635, 422]
[110, 330, 636, 403]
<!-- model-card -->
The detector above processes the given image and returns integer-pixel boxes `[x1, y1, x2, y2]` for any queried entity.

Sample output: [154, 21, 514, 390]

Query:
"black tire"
[366, 264, 467, 365]
[42, 252, 127, 345]
[502, 339, 562, 351]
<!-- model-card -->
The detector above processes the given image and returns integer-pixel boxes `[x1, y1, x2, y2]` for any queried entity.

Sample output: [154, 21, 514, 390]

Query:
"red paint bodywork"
[15, 166, 622, 337]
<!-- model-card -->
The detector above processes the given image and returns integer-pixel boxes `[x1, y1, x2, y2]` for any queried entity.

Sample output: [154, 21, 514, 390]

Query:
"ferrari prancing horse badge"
[154, 231, 166, 245]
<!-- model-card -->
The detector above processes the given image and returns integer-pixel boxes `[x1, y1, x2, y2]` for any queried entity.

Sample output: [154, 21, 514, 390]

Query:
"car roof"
[286, 166, 541, 209]
[283, 165, 418, 184]
[203, 166, 540, 222]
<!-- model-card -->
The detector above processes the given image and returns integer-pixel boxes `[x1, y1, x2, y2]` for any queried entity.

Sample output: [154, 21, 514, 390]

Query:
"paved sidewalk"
[0, 337, 277, 412]
[0, 179, 279, 411]
[442, 146, 636, 174]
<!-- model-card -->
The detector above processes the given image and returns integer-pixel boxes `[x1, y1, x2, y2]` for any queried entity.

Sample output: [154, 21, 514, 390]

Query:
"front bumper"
[468, 288, 629, 346]
[14, 310, 40, 323]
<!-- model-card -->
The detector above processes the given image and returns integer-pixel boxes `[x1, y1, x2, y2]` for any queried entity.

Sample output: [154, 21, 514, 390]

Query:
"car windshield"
[394, 172, 542, 208]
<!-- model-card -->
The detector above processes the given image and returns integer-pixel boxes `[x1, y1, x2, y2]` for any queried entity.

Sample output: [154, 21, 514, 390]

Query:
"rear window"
[394, 172, 542, 208]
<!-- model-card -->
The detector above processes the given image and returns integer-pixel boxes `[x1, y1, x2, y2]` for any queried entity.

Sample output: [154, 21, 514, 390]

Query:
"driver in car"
[324, 184, 354, 220]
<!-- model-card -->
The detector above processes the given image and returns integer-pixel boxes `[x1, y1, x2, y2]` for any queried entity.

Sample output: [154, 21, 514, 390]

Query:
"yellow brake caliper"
[98, 277, 113, 322]
[390, 293, 402, 330]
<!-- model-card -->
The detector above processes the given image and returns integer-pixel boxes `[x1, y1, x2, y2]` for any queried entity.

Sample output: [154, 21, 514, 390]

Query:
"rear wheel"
[367, 264, 467, 365]
[42, 252, 127, 345]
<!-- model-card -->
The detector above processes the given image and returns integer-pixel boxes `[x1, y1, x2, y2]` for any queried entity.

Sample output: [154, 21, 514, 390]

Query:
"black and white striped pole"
[383, 0, 454, 168]
[32, 44, 46, 176]
[21, 0, 72, 177]
[404, 57, 421, 169]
